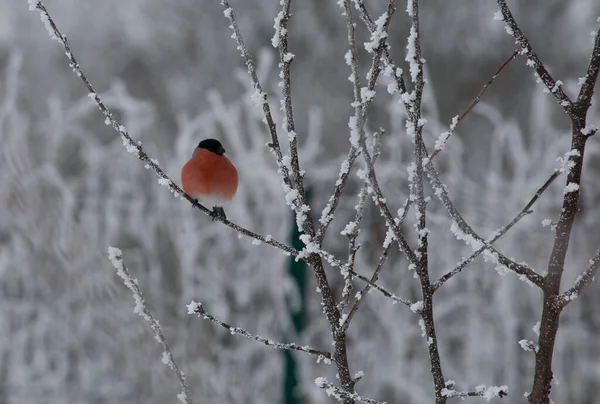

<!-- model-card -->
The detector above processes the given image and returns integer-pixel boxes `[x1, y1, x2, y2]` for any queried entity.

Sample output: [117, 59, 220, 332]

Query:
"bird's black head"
[197, 139, 225, 155]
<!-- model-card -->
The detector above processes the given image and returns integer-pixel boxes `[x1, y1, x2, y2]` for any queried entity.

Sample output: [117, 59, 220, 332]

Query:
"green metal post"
[284, 189, 309, 404]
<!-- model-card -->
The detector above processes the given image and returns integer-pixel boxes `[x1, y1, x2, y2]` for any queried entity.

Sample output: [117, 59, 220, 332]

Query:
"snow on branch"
[315, 377, 386, 404]
[433, 170, 560, 291]
[315, 0, 395, 245]
[107, 247, 192, 404]
[422, 144, 545, 288]
[431, 50, 517, 157]
[338, 132, 384, 313]
[273, 0, 313, 234]
[187, 301, 332, 361]
[576, 25, 600, 111]
[495, 0, 575, 116]
[341, 244, 395, 332]
[557, 249, 600, 309]
[28, 0, 300, 261]
[441, 381, 508, 401]
[341, 0, 419, 270]
[219, 0, 296, 196]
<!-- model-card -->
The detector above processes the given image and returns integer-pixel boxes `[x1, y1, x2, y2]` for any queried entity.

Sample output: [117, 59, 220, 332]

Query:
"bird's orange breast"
[181, 149, 238, 200]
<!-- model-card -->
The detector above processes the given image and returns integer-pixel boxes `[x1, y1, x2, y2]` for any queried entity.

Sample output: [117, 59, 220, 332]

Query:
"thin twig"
[342, 0, 418, 270]
[315, 377, 387, 404]
[430, 50, 518, 158]
[274, 0, 314, 234]
[341, 243, 393, 332]
[107, 248, 192, 404]
[187, 301, 332, 360]
[575, 28, 600, 111]
[404, 2, 447, 402]
[220, 0, 295, 192]
[423, 143, 545, 288]
[496, 0, 575, 117]
[433, 171, 559, 291]
[338, 132, 384, 312]
[441, 384, 508, 400]
[315, 0, 396, 245]
[557, 249, 600, 308]
[347, 267, 412, 308]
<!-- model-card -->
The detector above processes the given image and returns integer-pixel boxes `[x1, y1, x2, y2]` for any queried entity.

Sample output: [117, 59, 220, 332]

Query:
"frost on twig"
[107, 247, 192, 404]
[433, 169, 560, 291]
[219, 0, 296, 198]
[187, 301, 332, 361]
[315, 0, 395, 246]
[495, 0, 574, 116]
[557, 249, 600, 308]
[441, 381, 508, 401]
[315, 377, 386, 404]
[423, 143, 544, 288]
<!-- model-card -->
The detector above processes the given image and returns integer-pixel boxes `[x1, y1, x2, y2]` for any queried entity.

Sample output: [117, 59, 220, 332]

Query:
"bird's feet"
[210, 206, 227, 221]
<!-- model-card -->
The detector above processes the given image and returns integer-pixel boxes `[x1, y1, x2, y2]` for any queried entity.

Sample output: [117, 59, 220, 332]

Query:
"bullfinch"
[181, 139, 238, 220]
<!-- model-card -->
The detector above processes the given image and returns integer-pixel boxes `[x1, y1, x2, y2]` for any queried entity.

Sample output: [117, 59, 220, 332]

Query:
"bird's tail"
[212, 206, 227, 220]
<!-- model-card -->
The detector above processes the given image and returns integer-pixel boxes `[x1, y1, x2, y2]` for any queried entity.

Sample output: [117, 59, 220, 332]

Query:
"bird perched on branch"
[181, 139, 238, 220]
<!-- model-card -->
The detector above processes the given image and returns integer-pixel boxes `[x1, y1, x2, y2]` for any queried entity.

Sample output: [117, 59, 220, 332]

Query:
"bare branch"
[430, 50, 518, 157]
[557, 250, 600, 309]
[346, 267, 413, 308]
[433, 171, 559, 291]
[576, 28, 600, 111]
[315, 1, 396, 245]
[220, 1, 295, 192]
[187, 301, 332, 361]
[441, 383, 508, 400]
[274, 0, 314, 233]
[423, 145, 544, 288]
[529, 43, 592, 404]
[496, 0, 575, 117]
[315, 377, 387, 404]
[341, 244, 393, 332]
[342, 0, 418, 270]
[107, 248, 192, 404]
[338, 132, 384, 312]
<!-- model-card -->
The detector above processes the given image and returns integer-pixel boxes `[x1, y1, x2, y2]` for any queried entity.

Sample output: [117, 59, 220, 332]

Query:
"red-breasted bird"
[181, 139, 238, 220]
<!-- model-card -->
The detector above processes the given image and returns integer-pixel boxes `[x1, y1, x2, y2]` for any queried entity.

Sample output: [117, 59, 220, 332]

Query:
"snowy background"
[1, 0, 600, 403]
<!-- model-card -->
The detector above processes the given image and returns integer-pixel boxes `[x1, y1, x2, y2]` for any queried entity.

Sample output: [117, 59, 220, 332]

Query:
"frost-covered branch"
[423, 145, 544, 288]
[187, 301, 332, 361]
[315, 0, 396, 245]
[315, 377, 386, 404]
[219, 0, 295, 194]
[346, 267, 413, 308]
[107, 247, 192, 404]
[274, 0, 312, 233]
[576, 26, 600, 112]
[441, 382, 508, 400]
[355, 0, 408, 96]
[340, 244, 393, 332]
[407, 0, 428, 275]
[342, 0, 418, 271]
[430, 50, 518, 157]
[526, 16, 598, 402]
[28, 0, 301, 263]
[557, 250, 600, 308]
[495, 0, 574, 117]
[433, 171, 559, 291]
[404, 2, 447, 402]
[338, 132, 384, 312]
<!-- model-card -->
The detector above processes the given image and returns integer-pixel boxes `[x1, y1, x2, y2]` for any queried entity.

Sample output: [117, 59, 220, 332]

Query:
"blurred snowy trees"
[1, 0, 600, 403]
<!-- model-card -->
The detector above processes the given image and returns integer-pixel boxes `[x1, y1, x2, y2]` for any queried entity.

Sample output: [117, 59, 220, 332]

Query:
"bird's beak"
[218, 146, 226, 155]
